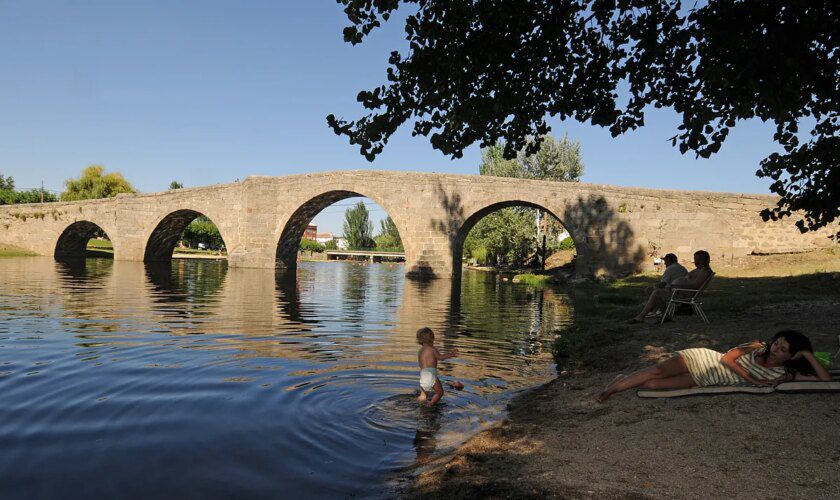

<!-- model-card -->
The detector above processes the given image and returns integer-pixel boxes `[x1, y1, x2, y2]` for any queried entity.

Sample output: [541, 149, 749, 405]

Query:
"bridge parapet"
[1, 171, 835, 278]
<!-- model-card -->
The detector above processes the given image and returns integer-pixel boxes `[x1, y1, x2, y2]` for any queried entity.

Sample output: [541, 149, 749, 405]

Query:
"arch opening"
[55, 221, 114, 259]
[276, 191, 404, 269]
[454, 201, 578, 280]
[144, 210, 228, 262]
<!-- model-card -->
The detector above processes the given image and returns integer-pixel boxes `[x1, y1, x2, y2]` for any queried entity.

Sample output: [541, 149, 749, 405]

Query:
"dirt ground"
[405, 250, 840, 499]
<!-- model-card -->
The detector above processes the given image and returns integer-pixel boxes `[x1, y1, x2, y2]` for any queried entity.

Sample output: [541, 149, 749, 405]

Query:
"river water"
[0, 257, 571, 498]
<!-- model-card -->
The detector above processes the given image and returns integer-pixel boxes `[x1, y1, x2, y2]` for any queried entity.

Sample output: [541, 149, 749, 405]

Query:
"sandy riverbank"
[406, 249, 840, 499]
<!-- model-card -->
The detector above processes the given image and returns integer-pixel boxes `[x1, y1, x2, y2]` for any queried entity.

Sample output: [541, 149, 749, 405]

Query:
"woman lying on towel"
[595, 330, 831, 402]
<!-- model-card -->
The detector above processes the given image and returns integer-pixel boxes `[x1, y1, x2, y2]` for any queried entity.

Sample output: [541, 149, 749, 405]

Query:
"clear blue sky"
[0, 1, 781, 234]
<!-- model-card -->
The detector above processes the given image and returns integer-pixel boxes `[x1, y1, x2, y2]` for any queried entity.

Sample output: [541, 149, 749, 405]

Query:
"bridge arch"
[144, 209, 231, 262]
[54, 220, 114, 259]
[453, 199, 585, 278]
[275, 190, 409, 270]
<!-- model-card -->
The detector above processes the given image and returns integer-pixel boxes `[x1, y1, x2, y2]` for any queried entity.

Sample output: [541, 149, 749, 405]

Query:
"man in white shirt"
[659, 253, 688, 288]
[630, 253, 690, 323]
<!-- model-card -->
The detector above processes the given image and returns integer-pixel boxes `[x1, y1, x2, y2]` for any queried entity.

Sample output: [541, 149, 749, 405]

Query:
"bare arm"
[720, 342, 777, 386]
[435, 347, 460, 361]
[791, 351, 832, 381]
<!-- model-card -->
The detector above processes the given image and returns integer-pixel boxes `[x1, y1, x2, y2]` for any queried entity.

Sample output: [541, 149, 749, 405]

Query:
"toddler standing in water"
[416, 327, 463, 406]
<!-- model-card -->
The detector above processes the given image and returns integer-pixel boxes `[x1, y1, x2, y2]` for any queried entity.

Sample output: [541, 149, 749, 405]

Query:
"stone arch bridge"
[0, 171, 833, 278]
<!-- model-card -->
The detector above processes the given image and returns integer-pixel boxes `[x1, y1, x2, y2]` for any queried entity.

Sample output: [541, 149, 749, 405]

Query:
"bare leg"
[633, 289, 666, 321]
[417, 388, 427, 403]
[639, 373, 696, 390]
[596, 355, 692, 402]
[427, 379, 444, 406]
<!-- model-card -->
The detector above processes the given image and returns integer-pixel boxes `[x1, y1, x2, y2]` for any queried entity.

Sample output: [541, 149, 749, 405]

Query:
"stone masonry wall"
[1, 171, 836, 278]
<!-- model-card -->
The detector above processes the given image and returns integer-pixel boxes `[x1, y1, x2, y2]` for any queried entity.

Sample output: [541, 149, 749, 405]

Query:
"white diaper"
[419, 367, 438, 392]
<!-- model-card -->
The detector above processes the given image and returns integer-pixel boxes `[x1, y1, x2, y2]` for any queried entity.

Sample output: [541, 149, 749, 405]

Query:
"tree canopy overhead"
[328, 1, 839, 237]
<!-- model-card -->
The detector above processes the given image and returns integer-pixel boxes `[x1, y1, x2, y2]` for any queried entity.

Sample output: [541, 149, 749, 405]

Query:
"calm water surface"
[0, 257, 571, 499]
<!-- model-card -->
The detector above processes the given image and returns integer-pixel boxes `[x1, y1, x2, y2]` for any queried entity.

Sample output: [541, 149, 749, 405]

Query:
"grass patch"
[86, 239, 113, 249]
[554, 248, 840, 370]
[512, 273, 553, 286]
[0, 244, 38, 257]
[173, 247, 227, 255]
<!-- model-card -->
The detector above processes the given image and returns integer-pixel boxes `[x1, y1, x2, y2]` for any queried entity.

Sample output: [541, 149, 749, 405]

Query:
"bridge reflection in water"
[1, 257, 570, 498]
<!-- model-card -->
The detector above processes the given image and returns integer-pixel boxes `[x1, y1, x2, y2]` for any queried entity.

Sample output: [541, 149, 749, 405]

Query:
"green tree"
[465, 135, 583, 267]
[329, 1, 839, 237]
[465, 208, 537, 267]
[343, 201, 375, 249]
[61, 165, 136, 201]
[0, 174, 14, 190]
[324, 238, 339, 250]
[169, 181, 184, 189]
[299, 238, 326, 253]
[181, 216, 225, 250]
[374, 216, 403, 251]
[0, 175, 58, 205]
[0, 189, 58, 205]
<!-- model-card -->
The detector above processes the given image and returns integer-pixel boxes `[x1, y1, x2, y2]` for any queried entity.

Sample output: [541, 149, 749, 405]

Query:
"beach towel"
[637, 369, 840, 398]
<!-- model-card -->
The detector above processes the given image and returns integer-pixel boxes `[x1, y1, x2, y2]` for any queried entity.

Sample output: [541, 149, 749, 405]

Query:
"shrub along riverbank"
[406, 247, 840, 498]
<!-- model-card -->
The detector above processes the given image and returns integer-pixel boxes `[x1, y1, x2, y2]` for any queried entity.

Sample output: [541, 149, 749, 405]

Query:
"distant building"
[315, 232, 348, 250]
[315, 232, 334, 244]
[303, 224, 317, 241]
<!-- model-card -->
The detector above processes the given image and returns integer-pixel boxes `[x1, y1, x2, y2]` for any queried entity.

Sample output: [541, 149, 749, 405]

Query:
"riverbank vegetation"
[0, 173, 58, 205]
[463, 135, 581, 270]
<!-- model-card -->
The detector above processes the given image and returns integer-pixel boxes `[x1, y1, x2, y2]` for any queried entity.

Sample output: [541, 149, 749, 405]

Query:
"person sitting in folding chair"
[641, 253, 687, 317]
[629, 250, 713, 324]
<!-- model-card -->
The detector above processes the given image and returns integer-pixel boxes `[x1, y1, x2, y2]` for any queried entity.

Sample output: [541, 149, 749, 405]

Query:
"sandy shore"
[406, 261, 840, 499]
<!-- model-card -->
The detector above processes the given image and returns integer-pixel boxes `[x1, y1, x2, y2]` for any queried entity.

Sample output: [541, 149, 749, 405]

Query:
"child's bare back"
[415, 327, 462, 406]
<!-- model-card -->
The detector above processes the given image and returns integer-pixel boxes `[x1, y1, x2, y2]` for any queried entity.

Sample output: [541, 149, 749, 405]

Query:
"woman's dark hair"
[764, 330, 815, 375]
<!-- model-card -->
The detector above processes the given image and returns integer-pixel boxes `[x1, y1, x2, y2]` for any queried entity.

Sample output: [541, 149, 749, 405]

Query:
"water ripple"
[0, 257, 567, 498]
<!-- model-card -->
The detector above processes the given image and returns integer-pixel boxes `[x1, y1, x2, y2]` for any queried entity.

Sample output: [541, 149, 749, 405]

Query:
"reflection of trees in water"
[456, 270, 572, 356]
[144, 260, 227, 327]
[55, 258, 121, 332]
[145, 260, 227, 300]
[341, 264, 369, 322]
[373, 265, 402, 308]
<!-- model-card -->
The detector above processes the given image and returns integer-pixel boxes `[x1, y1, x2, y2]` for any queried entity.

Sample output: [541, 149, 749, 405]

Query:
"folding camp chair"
[661, 272, 716, 324]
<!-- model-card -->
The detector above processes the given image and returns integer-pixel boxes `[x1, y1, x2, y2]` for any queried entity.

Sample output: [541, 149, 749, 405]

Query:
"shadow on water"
[275, 268, 307, 324]
[144, 260, 227, 299]
[413, 403, 444, 464]
[143, 260, 228, 330]
[55, 257, 113, 284]
[53, 258, 122, 335]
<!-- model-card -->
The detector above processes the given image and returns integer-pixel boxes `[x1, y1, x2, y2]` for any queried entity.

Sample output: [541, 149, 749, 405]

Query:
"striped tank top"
[678, 344, 786, 387]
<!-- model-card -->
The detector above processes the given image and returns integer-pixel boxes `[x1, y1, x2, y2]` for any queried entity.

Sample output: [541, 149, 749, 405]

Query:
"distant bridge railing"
[326, 250, 405, 263]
